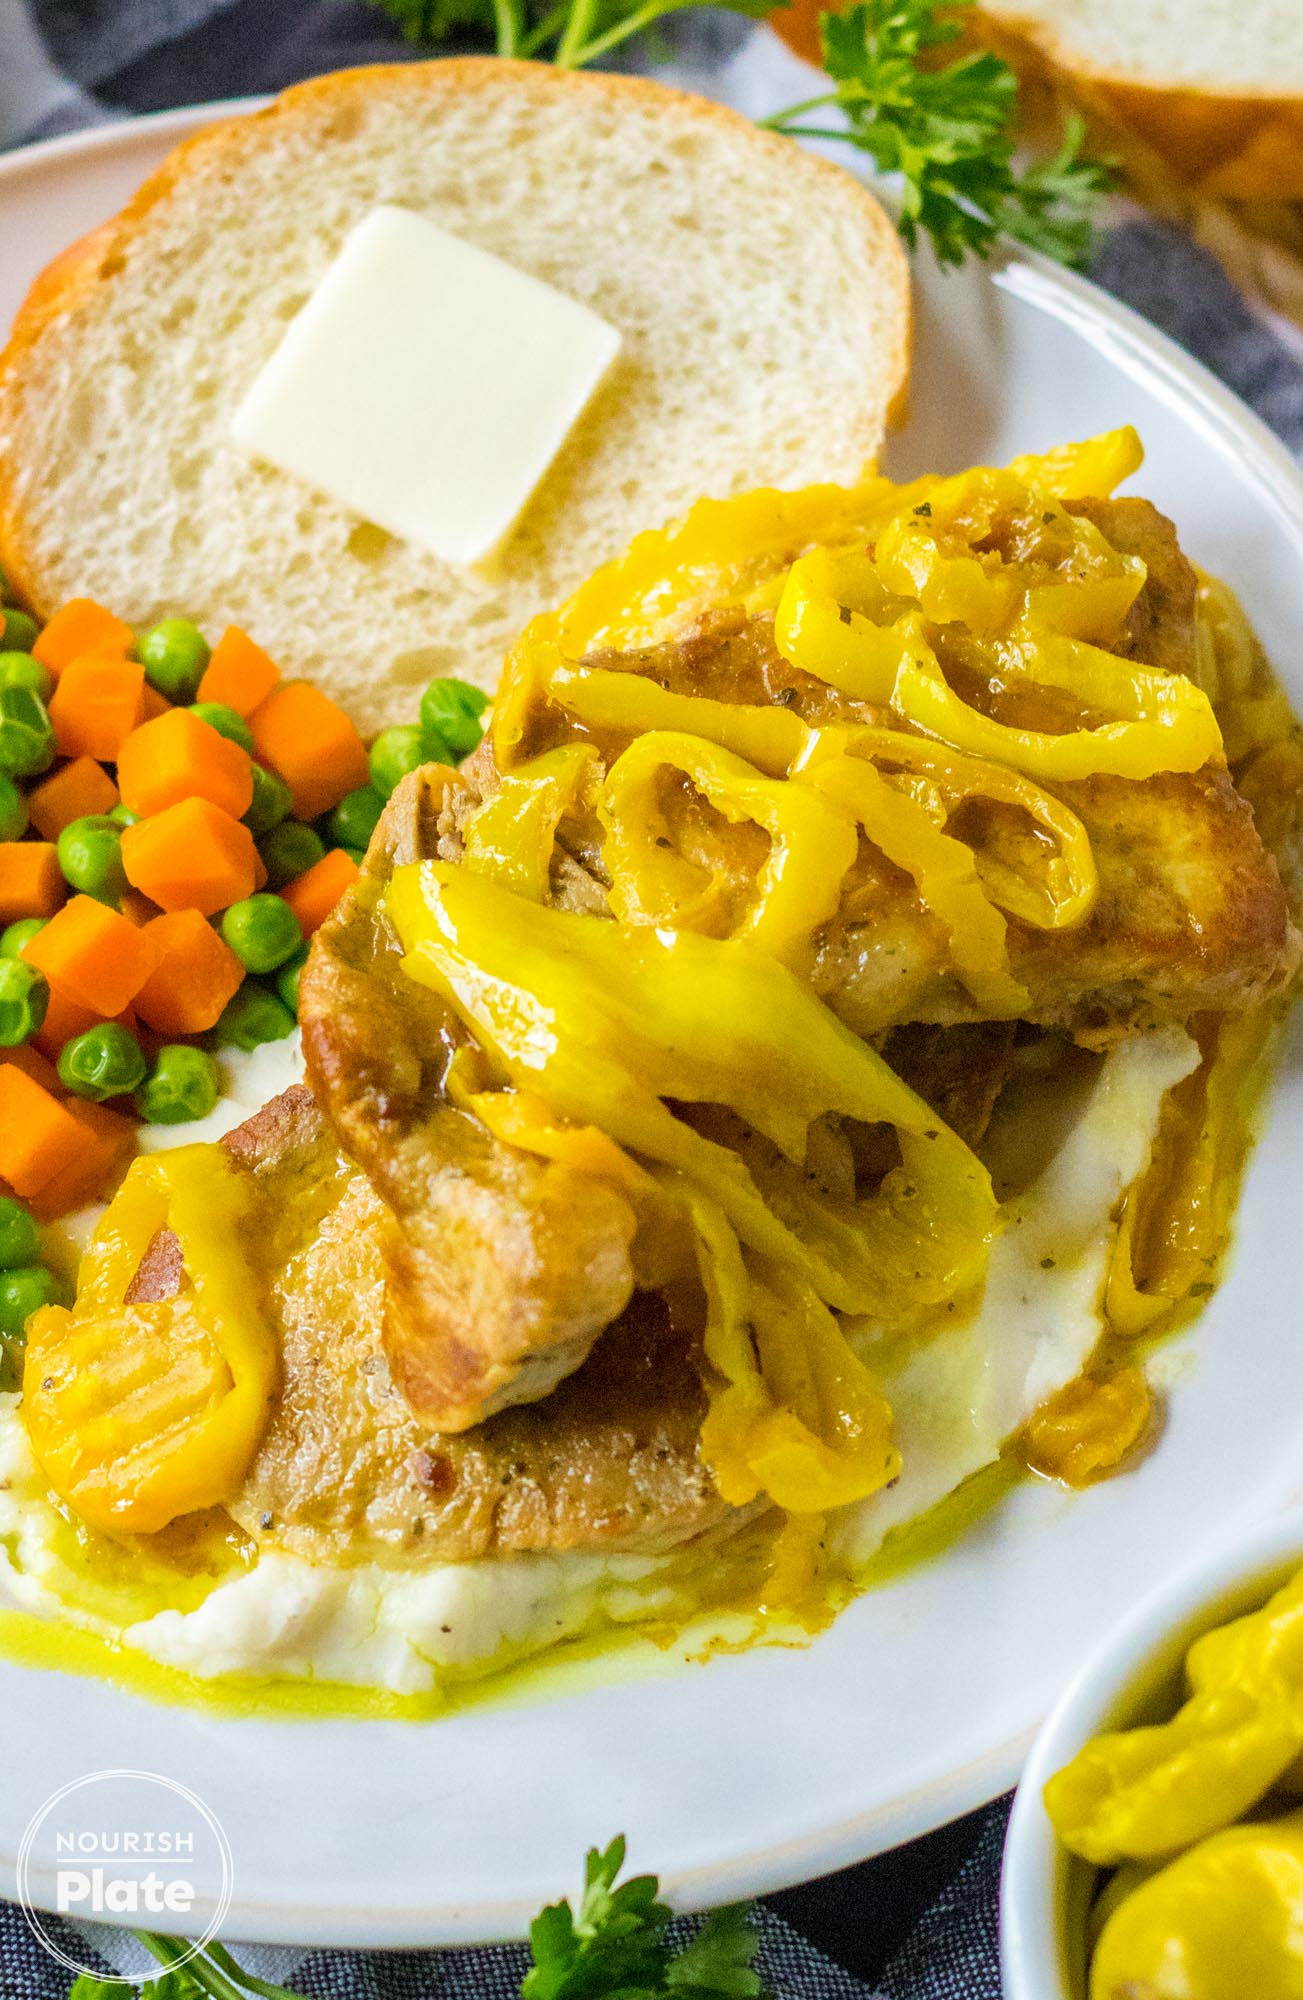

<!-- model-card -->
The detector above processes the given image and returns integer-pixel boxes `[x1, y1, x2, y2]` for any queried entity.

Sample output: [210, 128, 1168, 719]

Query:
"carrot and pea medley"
[0, 585, 486, 1346]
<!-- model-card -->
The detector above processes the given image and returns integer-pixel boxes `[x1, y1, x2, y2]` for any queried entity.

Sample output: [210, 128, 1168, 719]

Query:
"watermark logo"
[16, 1768, 234, 1981]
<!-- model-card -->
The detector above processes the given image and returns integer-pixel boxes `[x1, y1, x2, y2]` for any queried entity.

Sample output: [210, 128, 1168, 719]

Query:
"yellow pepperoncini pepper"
[892, 619, 1223, 783]
[1047, 1564, 1303, 1867]
[798, 752, 1029, 1014]
[774, 547, 1221, 782]
[546, 646, 812, 779]
[872, 467, 1148, 642]
[1089, 1813, 1303, 2000]
[1107, 1009, 1276, 1338]
[553, 481, 914, 657]
[773, 549, 904, 703]
[386, 862, 996, 1320]
[797, 723, 1098, 932]
[686, 1192, 899, 1512]
[1007, 425, 1145, 500]
[598, 731, 859, 964]
[22, 1147, 277, 1535]
[462, 742, 599, 902]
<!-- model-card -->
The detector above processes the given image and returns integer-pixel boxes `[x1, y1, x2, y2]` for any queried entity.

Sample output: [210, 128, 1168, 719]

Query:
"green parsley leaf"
[665, 1905, 767, 2000]
[523, 1838, 768, 2000]
[362, 0, 772, 68]
[764, 0, 1114, 268]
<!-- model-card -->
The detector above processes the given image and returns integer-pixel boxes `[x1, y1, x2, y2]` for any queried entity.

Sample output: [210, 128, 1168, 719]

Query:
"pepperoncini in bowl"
[1003, 1508, 1303, 2000]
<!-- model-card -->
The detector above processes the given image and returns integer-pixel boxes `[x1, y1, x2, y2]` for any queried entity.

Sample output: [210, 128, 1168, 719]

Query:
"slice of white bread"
[0, 59, 908, 733]
[972, 1, 1303, 197]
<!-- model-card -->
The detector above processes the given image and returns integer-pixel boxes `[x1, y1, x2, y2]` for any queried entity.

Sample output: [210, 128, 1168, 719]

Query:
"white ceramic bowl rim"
[1001, 1502, 1303, 2000]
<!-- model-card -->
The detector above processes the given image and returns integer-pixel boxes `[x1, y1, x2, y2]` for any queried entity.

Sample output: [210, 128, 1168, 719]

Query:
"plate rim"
[2, 96, 1303, 1949]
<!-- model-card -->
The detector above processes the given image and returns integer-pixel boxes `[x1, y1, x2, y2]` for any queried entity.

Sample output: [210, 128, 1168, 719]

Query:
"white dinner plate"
[2, 82, 1303, 1952]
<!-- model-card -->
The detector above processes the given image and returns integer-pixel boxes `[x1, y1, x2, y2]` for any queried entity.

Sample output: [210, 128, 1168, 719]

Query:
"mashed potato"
[0, 1030, 1196, 1699]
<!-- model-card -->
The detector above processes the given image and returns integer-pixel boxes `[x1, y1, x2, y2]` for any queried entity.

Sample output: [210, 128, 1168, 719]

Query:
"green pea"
[57, 815, 126, 904]
[420, 677, 489, 762]
[57, 1022, 147, 1100]
[0, 774, 27, 844]
[220, 893, 302, 974]
[135, 1044, 221, 1125]
[274, 941, 309, 1016]
[259, 820, 324, 891]
[343, 845, 366, 867]
[368, 725, 427, 802]
[0, 1334, 22, 1392]
[0, 685, 54, 779]
[0, 960, 47, 1046]
[0, 1197, 39, 1272]
[0, 1265, 59, 1340]
[328, 784, 384, 853]
[212, 983, 296, 1052]
[0, 652, 52, 701]
[108, 802, 139, 828]
[242, 761, 294, 840]
[0, 610, 39, 656]
[0, 918, 44, 959]
[137, 618, 210, 703]
[190, 702, 254, 753]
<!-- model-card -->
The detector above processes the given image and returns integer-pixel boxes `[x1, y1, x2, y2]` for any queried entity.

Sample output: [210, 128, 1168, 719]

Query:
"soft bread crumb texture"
[977, 0, 1303, 94]
[0, 61, 908, 734]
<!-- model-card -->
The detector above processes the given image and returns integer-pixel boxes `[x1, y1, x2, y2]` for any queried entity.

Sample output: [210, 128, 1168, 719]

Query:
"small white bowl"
[1000, 1503, 1303, 2000]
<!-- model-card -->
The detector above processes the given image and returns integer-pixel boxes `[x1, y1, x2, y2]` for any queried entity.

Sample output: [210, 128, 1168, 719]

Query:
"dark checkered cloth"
[1, 4, 1301, 1993]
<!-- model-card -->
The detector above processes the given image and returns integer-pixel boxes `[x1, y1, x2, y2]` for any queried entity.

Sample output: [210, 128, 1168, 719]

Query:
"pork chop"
[298, 768, 640, 1434]
[502, 499, 1297, 1043]
[127, 1088, 733, 1565]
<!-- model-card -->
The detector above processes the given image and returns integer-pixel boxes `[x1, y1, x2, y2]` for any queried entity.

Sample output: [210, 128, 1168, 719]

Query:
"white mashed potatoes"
[0, 1028, 1198, 1698]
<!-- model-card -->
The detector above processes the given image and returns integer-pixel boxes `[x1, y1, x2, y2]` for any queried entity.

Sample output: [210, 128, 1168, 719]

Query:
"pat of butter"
[231, 206, 621, 568]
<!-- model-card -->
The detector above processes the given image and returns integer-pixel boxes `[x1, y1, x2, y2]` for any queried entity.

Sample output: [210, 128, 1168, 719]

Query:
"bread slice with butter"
[0, 58, 909, 732]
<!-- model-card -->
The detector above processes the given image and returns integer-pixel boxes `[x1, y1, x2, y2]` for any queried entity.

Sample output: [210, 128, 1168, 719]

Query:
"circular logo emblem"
[15, 1767, 234, 1981]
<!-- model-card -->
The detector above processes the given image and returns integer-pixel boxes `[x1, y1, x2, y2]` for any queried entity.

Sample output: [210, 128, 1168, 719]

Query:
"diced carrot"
[49, 655, 146, 760]
[32, 985, 99, 1061]
[26, 757, 120, 842]
[31, 599, 133, 679]
[120, 798, 259, 917]
[134, 910, 245, 1035]
[0, 1067, 89, 1196]
[24, 894, 159, 1015]
[0, 843, 66, 925]
[141, 685, 172, 722]
[282, 848, 359, 936]
[117, 708, 253, 823]
[29, 1100, 137, 1221]
[198, 627, 281, 718]
[32, 989, 137, 1063]
[250, 682, 369, 821]
[119, 889, 163, 928]
[0, 1043, 61, 1093]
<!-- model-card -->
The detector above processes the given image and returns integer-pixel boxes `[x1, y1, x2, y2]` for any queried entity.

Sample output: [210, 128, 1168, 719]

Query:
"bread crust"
[0, 58, 910, 619]
[970, 7, 1303, 199]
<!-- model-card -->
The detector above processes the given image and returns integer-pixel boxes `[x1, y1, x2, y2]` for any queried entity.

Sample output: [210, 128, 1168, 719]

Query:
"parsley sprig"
[66, 1839, 766, 2000]
[365, 0, 1112, 269]
[368, 0, 771, 71]
[762, 0, 1114, 268]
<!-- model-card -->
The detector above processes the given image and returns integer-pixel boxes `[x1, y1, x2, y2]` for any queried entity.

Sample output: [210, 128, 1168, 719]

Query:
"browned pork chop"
[298, 769, 640, 1435]
[128, 1088, 732, 1565]
[505, 498, 1297, 1044]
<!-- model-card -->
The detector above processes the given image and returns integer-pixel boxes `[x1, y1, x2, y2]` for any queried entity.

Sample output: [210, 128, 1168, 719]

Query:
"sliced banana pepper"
[598, 731, 858, 964]
[22, 1147, 276, 1535]
[798, 723, 1098, 931]
[462, 742, 599, 903]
